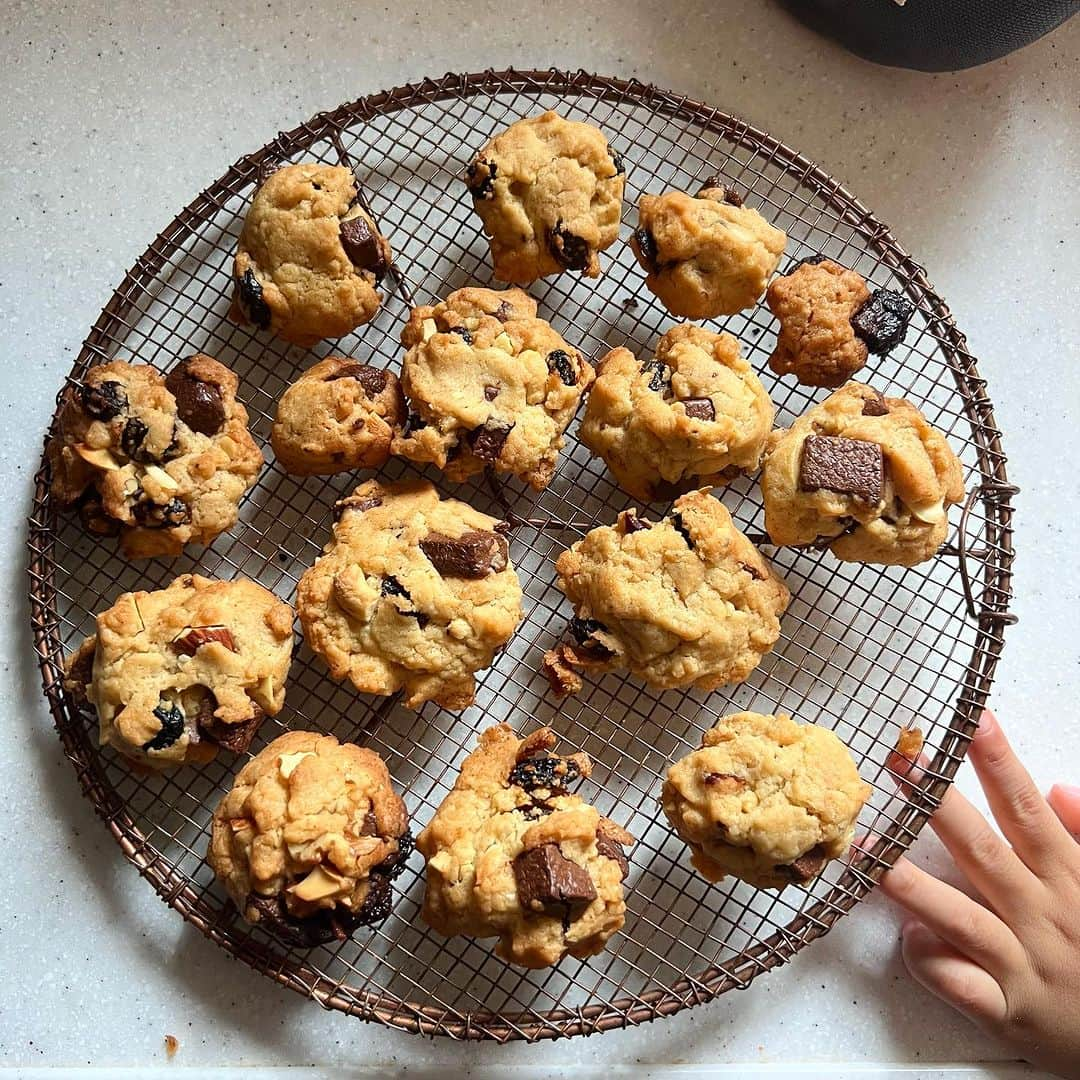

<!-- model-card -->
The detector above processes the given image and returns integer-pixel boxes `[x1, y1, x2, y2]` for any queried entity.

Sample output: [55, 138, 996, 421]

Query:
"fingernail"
[1050, 783, 1080, 799]
[976, 708, 997, 736]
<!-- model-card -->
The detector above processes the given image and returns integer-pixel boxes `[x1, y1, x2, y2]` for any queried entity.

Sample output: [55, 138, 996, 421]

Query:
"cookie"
[47, 355, 263, 559]
[297, 478, 523, 711]
[64, 574, 293, 769]
[417, 724, 633, 968]
[231, 163, 392, 347]
[630, 180, 786, 318]
[661, 711, 871, 889]
[209, 730, 412, 947]
[391, 287, 594, 491]
[465, 110, 624, 282]
[766, 257, 915, 387]
[544, 490, 789, 695]
[761, 382, 964, 565]
[270, 357, 405, 476]
[579, 323, 774, 503]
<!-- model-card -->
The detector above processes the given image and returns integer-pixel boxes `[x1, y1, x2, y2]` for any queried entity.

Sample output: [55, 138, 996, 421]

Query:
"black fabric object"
[783, 0, 1078, 71]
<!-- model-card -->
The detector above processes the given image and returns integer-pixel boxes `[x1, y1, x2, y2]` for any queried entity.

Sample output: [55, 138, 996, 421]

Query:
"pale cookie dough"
[580, 323, 774, 503]
[630, 179, 786, 317]
[543, 490, 789, 696]
[270, 357, 405, 475]
[64, 574, 293, 769]
[47, 355, 263, 559]
[761, 382, 964, 566]
[391, 286, 593, 491]
[231, 162, 392, 347]
[209, 730, 412, 946]
[466, 110, 624, 282]
[297, 478, 523, 711]
[661, 711, 871, 889]
[417, 724, 633, 968]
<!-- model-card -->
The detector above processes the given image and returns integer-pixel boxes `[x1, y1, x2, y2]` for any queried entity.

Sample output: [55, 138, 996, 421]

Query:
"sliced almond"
[421, 318, 438, 342]
[909, 498, 945, 524]
[229, 817, 253, 834]
[143, 464, 179, 493]
[278, 750, 315, 779]
[75, 445, 120, 471]
[171, 625, 236, 655]
[287, 863, 348, 902]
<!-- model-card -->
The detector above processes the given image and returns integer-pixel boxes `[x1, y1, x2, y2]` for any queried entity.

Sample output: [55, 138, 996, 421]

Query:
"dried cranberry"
[547, 221, 591, 271]
[633, 227, 659, 273]
[509, 754, 582, 793]
[120, 418, 151, 461]
[235, 268, 271, 329]
[568, 617, 614, 660]
[79, 380, 127, 421]
[546, 349, 577, 387]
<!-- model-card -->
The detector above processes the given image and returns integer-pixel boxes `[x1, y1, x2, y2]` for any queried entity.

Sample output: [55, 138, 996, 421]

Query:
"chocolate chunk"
[466, 158, 497, 199]
[143, 700, 185, 751]
[547, 221, 591, 271]
[120, 417, 151, 461]
[165, 360, 226, 436]
[493, 299, 514, 322]
[546, 349, 578, 387]
[611, 151, 625, 175]
[513, 843, 597, 913]
[595, 832, 629, 880]
[133, 497, 190, 528]
[642, 360, 671, 394]
[200, 705, 264, 755]
[483, 384, 500, 402]
[329, 362, 390, 398]
[671, 512, 694, 548]
[467, 419, 513, 463]
[681, 397, 715, 422]
[633, 227, 659, 273]
[382, 827, 414, 880]
[339, 216, 388, 281]
[509, 754, 582, 793]
[420, 530, 509, 578]
[447, 325, 473, 345]
[171, 625, 237, 656]
[850, 289, 914, 355]
[861, 388, 890, 416]
[235, 267, 271, 330]
[648, 476, 700, 503]
[333, 494, 382, 521]
[799, 434, 884, 504]
[779, 844, 828, 884]
[622, 512, 652, 533]
[355, 873, 393, 925]
[245, 891, 360, 947]
[79, 379, 127, 421]
[360, 810, 379, 837]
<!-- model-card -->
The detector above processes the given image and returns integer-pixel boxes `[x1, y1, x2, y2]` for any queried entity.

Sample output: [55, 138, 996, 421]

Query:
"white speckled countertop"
[2, 2, 1078, 1076]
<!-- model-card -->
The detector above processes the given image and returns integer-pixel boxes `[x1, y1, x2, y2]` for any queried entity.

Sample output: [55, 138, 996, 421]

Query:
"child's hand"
[879, 709, 1080, 1078]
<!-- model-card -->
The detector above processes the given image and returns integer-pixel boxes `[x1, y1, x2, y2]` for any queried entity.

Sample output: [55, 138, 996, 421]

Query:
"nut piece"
[74, 445, 121, 471]
[278, 750, 315, 779]
[170, 625, 237, 656]
[288, 863, 350, 902]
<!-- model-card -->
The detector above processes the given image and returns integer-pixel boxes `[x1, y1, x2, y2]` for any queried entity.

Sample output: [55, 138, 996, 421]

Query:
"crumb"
[895, 727, 924, 760]
[541, 645, 584, 697]
[164, 1034, 179, 1058]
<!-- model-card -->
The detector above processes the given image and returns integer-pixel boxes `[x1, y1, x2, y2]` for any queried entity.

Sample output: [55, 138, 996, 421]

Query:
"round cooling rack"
[27, 69, 1016, 1042]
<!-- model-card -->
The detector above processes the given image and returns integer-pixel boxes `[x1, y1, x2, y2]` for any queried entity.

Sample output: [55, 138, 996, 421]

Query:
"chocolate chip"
[799, 434, 884, 503]
[380, 576, 428, 628]
[779, 843, 828, 884]
[235, 267, 271, 329]
[611, 151, 625, 175]
[420, 530, 509, 578]
[622, 512, 652, 533]
[172, 625, 237, 656]
[143, 701, 185, 751]
[493, 299, 514, 322]
[466, 158, 497, 199]
[595, 832, 629, 880]
[339, 216, 388, 281]
[165, 360, 226, 436]
[467, 419, 513, 462]
[509, 754, 582, 793]
[513, 843, 597, 914]
[200, 705, 264, 755]
[79, 380, 127, 421]
[120, 417, 151, 461]
[133, 497, 190, 528]
[333, 494, 382, 521]
[568, 616, 614, 660]
[681, 397, 715, 422]
[546, 349, 577, 387]
[861, 388, 890, 416]
[447, 325, 473, 345]
[547, 221, 591, 271]
[483, 384, 500, 402]
[633, 227, 659, 273]
[851, 289, 915, 355]
[642, 360, 671, 394]
[671, 512, 694, 549]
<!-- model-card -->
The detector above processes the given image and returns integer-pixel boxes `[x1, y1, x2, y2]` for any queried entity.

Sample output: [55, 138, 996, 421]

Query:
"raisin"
[79, 380, 127, 420]
[569, 616, 614, 660]
[792, 253, 829, 271]
[120, 417, 151, 461]
[235, 268, 271, 329]
[493, 300, 514, 322]
[380, 576, 428, 628]
[850, 289, 915, 355]
[671, 512, 694, 549]
[143, 700, 185, 751]
[508, 754, 582, 793]
[547, 221, 591, 271]
[77, 496, 119, 537]
[642, 360, 671, 394]
[633, 227, 659, 273]
[546, 349, 577, 386]
[611, 151, 625, 175]
[134, 497, 190, 528]
[447, 325, 472, 345]
[466, 158, 497, 199]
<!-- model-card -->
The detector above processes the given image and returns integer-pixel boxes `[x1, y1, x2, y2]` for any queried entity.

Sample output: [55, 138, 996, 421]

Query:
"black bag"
[783, 0, 1078, 70]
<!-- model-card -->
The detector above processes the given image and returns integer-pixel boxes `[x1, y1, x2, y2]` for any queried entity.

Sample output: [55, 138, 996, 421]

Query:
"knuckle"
[1008, 784, 1048, 824]
[966, 823, 1008, 869]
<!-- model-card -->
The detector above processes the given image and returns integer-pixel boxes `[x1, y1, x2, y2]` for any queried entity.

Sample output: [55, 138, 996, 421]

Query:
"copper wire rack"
[27, 69, 1016, 1042]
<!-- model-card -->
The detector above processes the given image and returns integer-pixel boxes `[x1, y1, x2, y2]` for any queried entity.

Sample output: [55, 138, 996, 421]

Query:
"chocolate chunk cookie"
[466, 110, 624, 282]
[544, 490, 789, 695]
[231, 163, 392, 347]
[271, 356, 405, 476]
[761, 382, 964, 565]
[630, 180, 787, 317]
[417, 724, 633, 968]
[297, 478, 523, 711]
[64, 574, 293, 769]
[391, 287, 594, 491]
[47, 355, 263, 559]
[580, 324, 774, 502]
[766, 258, 916, 387]
[661, 711, 871, 889]
[209, 730, 411, 946]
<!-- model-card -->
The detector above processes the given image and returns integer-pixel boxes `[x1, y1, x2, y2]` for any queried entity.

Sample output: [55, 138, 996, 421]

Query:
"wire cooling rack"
[27, 69, 1015, 1041]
